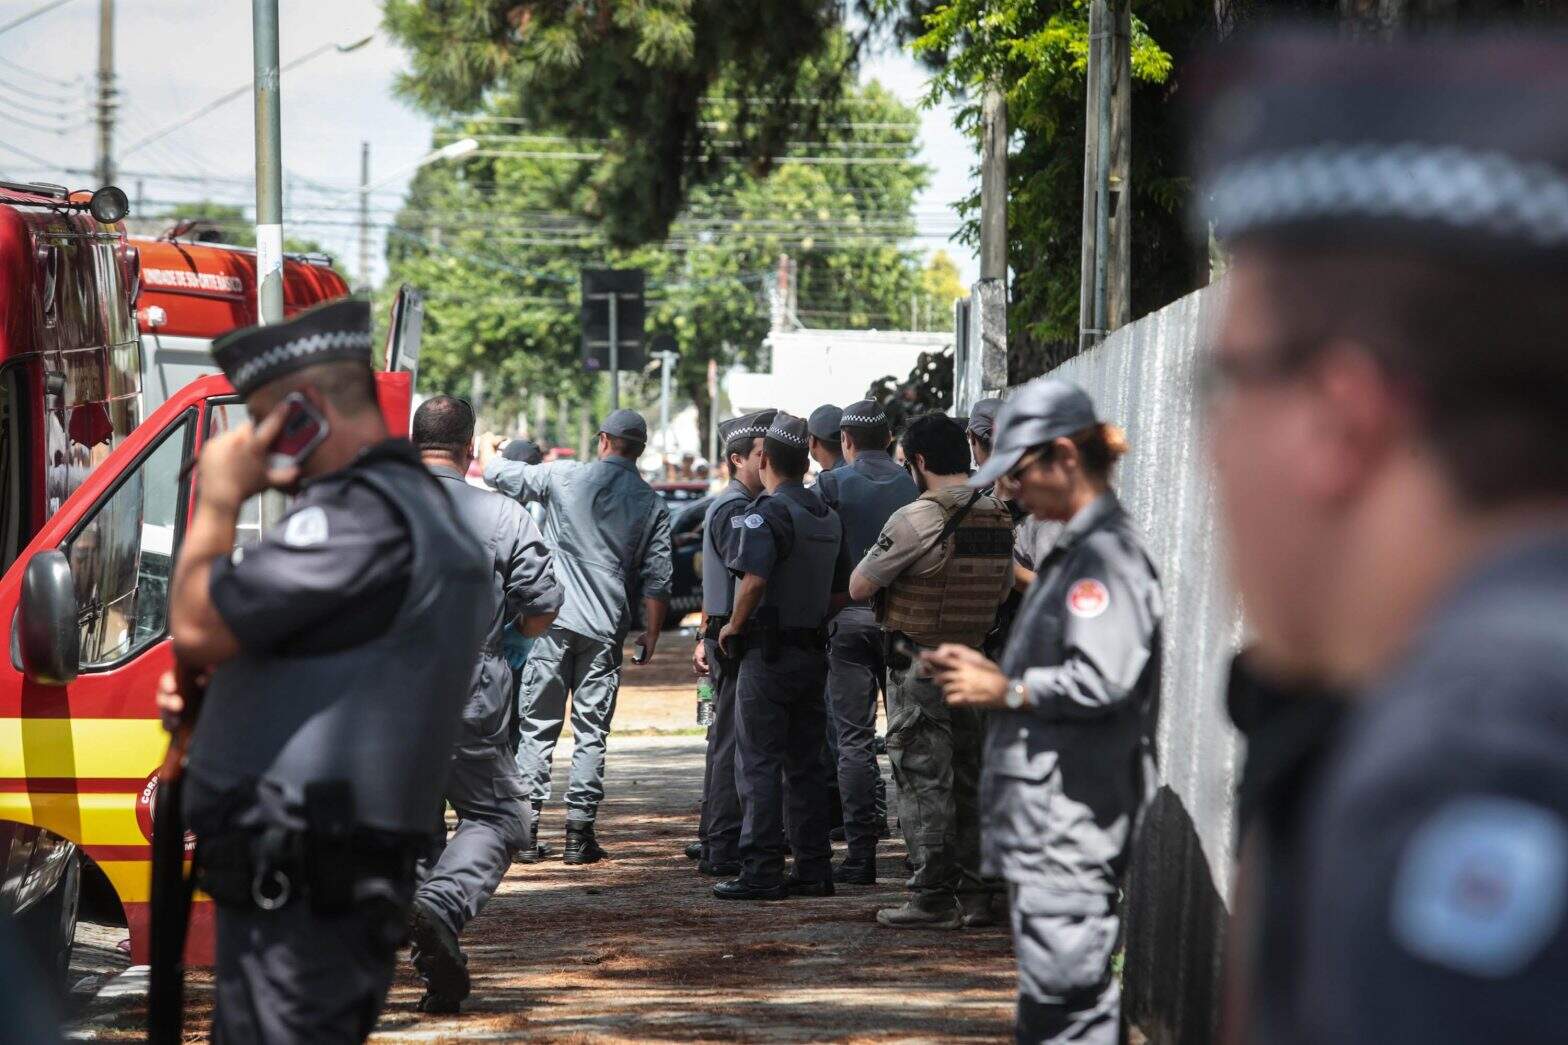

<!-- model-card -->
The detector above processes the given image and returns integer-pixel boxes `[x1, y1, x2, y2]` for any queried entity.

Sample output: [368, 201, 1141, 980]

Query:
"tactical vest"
[186, 458, 491, 835]
[881, 494, 1015, 647]
[833, 461, 918, 566]
[758, 490, 843, 630]
[701, 482, 751, 617]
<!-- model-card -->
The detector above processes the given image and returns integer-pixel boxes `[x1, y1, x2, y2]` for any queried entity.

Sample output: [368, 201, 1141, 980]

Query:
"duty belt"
[196, 826, 423, 917]
[701, 615, 730, 641]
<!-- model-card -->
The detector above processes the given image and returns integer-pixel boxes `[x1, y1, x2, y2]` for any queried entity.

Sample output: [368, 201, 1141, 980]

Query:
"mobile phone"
[268, 391, 330, 470]
[633, 641, 650, 665]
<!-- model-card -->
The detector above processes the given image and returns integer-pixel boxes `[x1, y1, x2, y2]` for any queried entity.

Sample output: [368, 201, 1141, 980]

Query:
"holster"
[883, 630, 915, 672]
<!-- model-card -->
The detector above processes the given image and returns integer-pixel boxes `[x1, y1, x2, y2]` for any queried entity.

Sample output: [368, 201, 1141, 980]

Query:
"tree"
[381, 56, 952, 442]
[909, 0, 1211, 370]
[382, 0, 900, 246]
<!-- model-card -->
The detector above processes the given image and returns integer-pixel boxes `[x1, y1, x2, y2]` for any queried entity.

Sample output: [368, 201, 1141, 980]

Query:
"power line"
[0, 70, 83, 104]
[0, 0, 77, 38]
[0, 54, 84, 89]
[0, 139, 62, 168]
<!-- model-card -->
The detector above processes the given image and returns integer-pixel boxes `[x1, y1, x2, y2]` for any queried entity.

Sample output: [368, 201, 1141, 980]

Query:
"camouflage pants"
[884, 653, 984, 899]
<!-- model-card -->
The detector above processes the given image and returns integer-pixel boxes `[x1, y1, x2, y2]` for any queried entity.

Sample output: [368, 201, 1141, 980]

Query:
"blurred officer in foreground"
[499, 436, 547, 713]
[850, 414, 1014, 929]
[408, 396, 562, 1014]
[807, 404, 845, 474]
[161, 300, 490, 1041]
[927, 378, 1162, 1044]
[1194, 35, 1568, 1044]
[815, 400, 916, 884]
[481, 410, 673, 864]
[689, 410, 777, 875]
[714, 413, 847, 901]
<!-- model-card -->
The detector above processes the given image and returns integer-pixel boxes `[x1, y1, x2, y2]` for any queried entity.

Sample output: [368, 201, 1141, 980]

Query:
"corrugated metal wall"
[1018, 285, 1244, 1044]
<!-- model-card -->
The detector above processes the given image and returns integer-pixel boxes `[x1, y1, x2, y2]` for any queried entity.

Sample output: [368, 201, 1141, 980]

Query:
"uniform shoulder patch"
[1391, 796, 1568, 978]
[743, 513, 766, 530]
[730, 515, 746, 529]
[1066, 578, 1110, 618]
[282, 505, 330, 548]
[875, 533, 895, 552]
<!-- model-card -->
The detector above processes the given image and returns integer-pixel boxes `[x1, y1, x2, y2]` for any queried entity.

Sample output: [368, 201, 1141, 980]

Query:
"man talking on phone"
[478, 409, 673, 864]
[156, 299, 490, 1041]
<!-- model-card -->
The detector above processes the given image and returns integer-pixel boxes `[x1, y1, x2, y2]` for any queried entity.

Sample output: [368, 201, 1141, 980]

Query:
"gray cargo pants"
[1009, 886, 1121, 1045]
[884, 654, 984, 900]
[515, 625, 622, 825]
[416, 750, 531, 937]
[212, 897, 404, 1043]
[825, 607, 888, 855]
[696, 639, 743, 865]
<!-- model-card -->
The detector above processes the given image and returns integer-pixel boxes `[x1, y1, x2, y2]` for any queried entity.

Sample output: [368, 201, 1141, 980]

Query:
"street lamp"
[357, 138, 478, 196]
[354, 137, 478, 289]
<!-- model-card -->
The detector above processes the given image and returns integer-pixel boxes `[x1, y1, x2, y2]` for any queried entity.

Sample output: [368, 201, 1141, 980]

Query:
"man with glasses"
[1194, 34, 1568, 1043]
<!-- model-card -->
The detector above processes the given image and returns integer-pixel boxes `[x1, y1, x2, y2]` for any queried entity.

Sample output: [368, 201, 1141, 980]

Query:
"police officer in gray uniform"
[713, 412, 848, 901]
[1194, 35, 1568, 1044]
[814, 400, 917, 883]
[408, 396, 563, 1013]
[480, 409, 673, 864]
[691, 409, 776, 876]
[161, 300, 491, 1042]
[929, 378, 1162, 1045]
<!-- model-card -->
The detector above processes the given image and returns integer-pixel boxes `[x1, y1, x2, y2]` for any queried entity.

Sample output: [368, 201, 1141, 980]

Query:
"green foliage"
[911, 0, 1209, 360]
[381, 66, 951, 437]
[383, 0, 900, 246]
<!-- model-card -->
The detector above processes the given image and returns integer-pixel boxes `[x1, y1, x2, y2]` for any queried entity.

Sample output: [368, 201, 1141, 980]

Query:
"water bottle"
[696, 678, 716, 726]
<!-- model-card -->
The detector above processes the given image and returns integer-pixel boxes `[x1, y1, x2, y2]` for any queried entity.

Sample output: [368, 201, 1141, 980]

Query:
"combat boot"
[684, 841, 703, 860]
[876, 893, 963, 930]
[698, 858, 741, 877]
[833, 853, 877, 885]
[958, 892, 997, 928]
[563, 823, 606, 865]
[784, 872, 836, 897]
[712, 876, 788, 901]
[410, 901, 471, 1012]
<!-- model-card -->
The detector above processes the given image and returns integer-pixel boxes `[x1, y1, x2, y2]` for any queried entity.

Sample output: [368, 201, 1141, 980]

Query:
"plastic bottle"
[696, 678, 716, 726]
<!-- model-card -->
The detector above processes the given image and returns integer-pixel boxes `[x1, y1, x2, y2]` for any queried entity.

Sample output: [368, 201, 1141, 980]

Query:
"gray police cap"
[599, 408, 648, 443]
[502, 437, 543, 465]
[969, 378, 1100, 489]
[807, 404, 842, 440]
[719, 409, 777, 446]
[765, 411, 810, 449]
[840, 399, 887, 430]
[967, 397, 1005, 440]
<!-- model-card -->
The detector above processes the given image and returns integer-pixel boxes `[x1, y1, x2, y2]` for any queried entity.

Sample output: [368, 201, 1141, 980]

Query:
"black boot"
[699, 858, 741, 877]
[834, 852, 877, 885]
[713, 876, 788, 901]
[409, 901, 470, 1012]
[784, 872, 836, 897]
[684, 841, 703, 860]
[563, 823, 606, 865]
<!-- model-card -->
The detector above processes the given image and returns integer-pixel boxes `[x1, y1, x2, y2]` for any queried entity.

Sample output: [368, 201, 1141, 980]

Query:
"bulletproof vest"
[187, 457, 490, 835]
[758, 490, 842, 630]
[701, 482, 751, 617]
[833, 461, 917, 565]
[881, 495, 1016, 647]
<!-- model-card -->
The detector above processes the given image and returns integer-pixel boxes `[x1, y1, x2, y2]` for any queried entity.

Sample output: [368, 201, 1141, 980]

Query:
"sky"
[0, 0, 979, 292]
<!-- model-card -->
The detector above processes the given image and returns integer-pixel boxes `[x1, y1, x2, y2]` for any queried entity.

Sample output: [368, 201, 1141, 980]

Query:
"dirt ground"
[74, 637, 1019, 1042]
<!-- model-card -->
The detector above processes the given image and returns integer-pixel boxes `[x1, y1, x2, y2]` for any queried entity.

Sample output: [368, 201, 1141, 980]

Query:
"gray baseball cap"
[969, 378, 1100, 489]
[599, 408, 649, 442]
[967, 397, 1005, 440]
[807, 404, 842, 440]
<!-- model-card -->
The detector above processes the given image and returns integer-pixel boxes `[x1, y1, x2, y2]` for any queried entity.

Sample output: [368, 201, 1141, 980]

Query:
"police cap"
[807, 404, 842, 440]
[502, 437, 543, 465]
[765, 411, 810, 449]
[840, 400, 887, 430]
[212, 298, 373, 398]
[719, 410, 778, 446]
[967, 397, 1005, 440]
[1191, 33, 1568, 263]
[969, 378, 1099, 489]
[599, 408, 649, 443]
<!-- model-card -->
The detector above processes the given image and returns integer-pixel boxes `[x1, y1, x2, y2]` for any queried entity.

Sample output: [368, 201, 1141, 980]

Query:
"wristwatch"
[1005, 679, 1029, 710]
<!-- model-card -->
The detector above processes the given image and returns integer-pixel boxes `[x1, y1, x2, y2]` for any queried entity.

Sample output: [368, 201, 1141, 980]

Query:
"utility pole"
[979, 86, 1007, 283]
[357, 141, 371, 291]
[956, 81, 1009, 413]
[657, 348, 677, 454]
[252, 0, 285, 324]
[1078, 0, 1131, 352]
[94, 0, 114, 186]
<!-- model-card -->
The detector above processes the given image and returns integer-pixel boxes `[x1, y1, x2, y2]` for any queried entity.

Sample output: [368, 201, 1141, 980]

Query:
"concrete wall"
[1026, 284, 1244, 1044]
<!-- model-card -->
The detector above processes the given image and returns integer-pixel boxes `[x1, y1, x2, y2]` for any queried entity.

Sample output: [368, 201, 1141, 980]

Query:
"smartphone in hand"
[632, 641, 650, 665]
[268, 391, 330, 471]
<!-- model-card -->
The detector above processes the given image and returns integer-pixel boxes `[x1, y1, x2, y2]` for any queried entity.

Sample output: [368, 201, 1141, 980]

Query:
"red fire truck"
[0, 181, 416, 985]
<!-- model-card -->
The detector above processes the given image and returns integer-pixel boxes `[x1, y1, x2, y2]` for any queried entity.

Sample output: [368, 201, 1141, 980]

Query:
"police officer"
[815, 399, 917, 883]
[849, 414, 1014, 929]
[479, 410, 673, 864]
[807, 404, 845, 474]
[160, 299, 491, 1041]
[713, 412, 847, 901]
[928, 378, 1162, 1045]
[1193, 35, 1568, 1044]
[408, 396, 562, 1013]
[690, 409, 776, 876]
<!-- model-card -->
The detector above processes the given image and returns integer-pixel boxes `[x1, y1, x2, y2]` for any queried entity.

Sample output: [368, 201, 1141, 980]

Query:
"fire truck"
[0, 181, 418, 986]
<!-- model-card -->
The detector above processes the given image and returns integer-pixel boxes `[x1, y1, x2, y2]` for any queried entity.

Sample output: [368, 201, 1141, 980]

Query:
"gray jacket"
[485, 454, 672, 643]
[984, 491, 1163, 905]
[431, 465, 562, 756]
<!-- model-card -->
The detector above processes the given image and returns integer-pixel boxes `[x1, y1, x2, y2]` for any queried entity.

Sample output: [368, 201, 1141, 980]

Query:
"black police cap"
[213, 298, 373, 398]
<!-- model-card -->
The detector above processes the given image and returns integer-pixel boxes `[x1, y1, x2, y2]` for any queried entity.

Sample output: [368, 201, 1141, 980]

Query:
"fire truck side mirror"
[17, 550, 79, 686]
